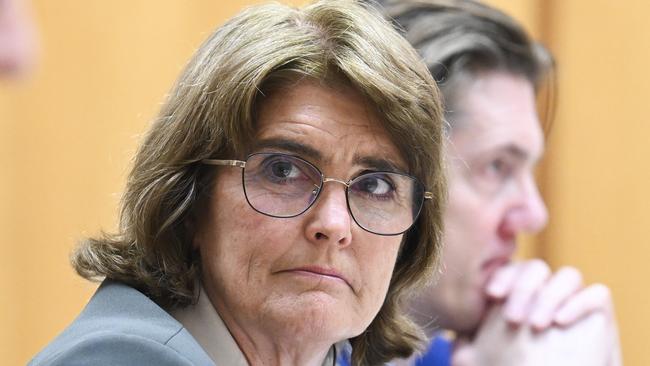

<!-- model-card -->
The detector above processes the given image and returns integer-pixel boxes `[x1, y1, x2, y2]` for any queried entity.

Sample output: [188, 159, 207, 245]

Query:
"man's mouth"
[481, 257, 511, 283]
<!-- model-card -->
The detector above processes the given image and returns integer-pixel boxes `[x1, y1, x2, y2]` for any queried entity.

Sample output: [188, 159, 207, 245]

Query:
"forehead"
[449, 72, 544, 161]
[253, 79, 406, 171]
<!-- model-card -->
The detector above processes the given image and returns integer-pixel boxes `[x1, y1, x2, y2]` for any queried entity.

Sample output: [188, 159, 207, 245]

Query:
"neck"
[223, 313, 334, 366]
[233, 332, 332, 366]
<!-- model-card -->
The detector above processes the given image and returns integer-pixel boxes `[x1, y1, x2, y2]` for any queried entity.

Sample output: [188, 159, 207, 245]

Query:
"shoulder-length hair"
[73, 1, 445, 364]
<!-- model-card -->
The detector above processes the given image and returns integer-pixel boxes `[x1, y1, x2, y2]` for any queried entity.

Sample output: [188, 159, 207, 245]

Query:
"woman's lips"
[281, 266, 351, 288]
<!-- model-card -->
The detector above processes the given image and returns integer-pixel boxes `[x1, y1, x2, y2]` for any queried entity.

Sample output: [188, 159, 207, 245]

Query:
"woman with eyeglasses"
[30, 1, 445, 365]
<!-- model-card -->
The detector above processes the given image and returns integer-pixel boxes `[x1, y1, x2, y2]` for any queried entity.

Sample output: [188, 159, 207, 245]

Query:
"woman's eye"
[270, 161, 298, 179]
[356, 176, 393, 195]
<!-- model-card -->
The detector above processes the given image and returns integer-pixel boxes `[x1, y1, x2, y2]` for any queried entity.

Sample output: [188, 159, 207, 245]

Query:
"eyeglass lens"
[242, 153, 424, 235]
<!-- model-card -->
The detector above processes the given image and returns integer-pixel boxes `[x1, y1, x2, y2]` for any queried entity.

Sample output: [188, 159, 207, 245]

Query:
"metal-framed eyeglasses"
[202, 152, 433, 236]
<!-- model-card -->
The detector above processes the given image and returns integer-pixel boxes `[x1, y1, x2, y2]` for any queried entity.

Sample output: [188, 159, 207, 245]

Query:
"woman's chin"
[259, 291, 362, 341]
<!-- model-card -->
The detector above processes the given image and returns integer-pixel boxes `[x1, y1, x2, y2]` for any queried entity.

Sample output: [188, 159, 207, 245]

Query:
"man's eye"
[487, 158, 513, 179]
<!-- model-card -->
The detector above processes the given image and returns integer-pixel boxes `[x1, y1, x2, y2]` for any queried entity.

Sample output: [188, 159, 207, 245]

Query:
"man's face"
[416, 72, 548, 333]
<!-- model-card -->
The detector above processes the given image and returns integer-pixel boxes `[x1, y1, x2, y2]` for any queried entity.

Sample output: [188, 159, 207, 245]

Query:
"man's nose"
[502, 175, 549, 236]
[521, 174, 549, 232]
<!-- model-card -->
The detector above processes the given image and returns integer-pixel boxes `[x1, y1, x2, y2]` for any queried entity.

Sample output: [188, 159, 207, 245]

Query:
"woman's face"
[195, 79, 406, 348]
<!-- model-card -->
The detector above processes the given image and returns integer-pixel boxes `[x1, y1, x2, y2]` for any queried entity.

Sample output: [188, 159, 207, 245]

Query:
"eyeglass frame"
[201, 152, 434, 236]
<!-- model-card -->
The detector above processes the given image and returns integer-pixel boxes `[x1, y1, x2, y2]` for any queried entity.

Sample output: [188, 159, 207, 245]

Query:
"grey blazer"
[29, 280, 215, 366]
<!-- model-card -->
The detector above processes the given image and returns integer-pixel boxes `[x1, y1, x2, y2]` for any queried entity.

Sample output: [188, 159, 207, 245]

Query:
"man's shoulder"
[29, 280, 213, 366]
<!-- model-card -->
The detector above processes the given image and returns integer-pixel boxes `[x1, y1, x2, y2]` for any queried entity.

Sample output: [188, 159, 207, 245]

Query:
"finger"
[450, 338, 475, 366]
[502, 259, 551, 323]
[485, 262, 521, 299]
[528, 266, 583, 330]
[609, 335, 623, 366]
[554, 283, 613, 326]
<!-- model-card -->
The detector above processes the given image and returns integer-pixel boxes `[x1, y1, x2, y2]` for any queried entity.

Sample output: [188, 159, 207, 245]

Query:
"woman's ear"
[185, 217, 199, 250]
[188, 171, 215, 251]
[185, 177, 210, 251]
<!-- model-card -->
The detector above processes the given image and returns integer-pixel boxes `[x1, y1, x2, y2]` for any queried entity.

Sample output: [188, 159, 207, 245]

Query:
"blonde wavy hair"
[72, 1, 445, 364]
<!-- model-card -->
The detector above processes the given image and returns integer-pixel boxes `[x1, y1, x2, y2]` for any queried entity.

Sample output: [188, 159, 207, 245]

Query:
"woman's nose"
[303, 183, 353, 247]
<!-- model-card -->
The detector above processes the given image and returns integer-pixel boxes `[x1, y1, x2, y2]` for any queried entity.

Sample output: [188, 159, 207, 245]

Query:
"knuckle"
[590, 283, 612, 300]
[526, 259, 551, 277]
[508, 260, 552, 294]
[557, 266, 583, 284]
[513, 277, 541, 294]
[451, 349, 475, 366]
[585, 311, 609, 329]
[493, 263, 516, 281]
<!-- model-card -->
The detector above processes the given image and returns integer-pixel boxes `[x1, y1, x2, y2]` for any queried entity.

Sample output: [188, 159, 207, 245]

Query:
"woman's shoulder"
[29, 330, 202, 366]
[29, 280, 214, 366]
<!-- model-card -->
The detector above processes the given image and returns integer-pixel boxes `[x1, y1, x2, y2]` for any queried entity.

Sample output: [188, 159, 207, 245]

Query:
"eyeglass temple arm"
[202, 159, 246, 168]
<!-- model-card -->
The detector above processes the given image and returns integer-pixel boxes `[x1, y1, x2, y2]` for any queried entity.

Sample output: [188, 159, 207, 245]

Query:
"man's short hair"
[374, 0, 554, 127]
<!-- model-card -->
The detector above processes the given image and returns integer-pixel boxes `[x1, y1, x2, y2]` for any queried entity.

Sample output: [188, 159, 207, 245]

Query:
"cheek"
[355, 235, 401, 313]
[446, 176, 504, 242]
[199, 186, 281, 283]
[443, 185, 495, 280]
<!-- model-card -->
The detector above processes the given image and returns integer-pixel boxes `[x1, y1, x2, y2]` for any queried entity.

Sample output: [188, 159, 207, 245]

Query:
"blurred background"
[1, 0, 648, 364]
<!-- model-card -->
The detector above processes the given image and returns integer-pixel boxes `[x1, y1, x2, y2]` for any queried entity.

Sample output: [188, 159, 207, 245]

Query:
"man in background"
[373, 1, 622, 365]
[0, 0, 36, 77]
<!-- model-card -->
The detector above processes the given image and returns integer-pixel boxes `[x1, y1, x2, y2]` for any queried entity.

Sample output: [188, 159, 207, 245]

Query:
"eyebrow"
[356, 156, 405, 173]
[503, 145, 529, 160]
[253, 137, 406, 173]
[253, 138, 322, 161]
[497, 144, 543, 166]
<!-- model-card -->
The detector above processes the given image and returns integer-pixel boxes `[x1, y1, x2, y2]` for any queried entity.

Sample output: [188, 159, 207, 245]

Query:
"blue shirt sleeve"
[414, 336, 452, 366]
[336, 336, 451, 366]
